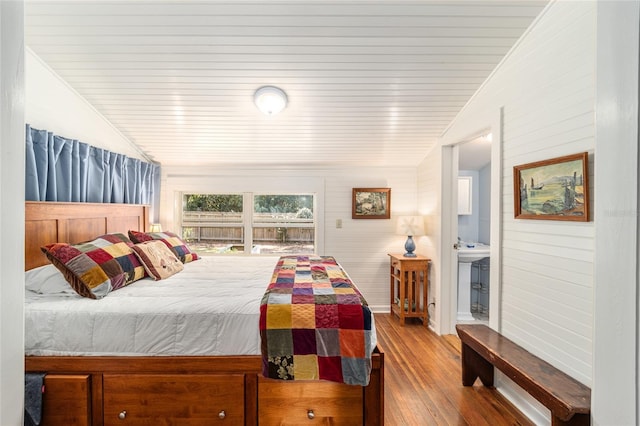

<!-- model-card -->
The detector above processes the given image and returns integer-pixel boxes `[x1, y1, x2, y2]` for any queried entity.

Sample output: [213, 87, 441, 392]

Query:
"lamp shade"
[396, 216, 424, 257]
[254, 86, 288, 115]
[149, 223, 163, 232]
[396, 216, 425, 236]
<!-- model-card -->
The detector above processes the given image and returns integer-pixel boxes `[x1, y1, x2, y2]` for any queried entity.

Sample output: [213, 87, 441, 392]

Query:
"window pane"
[251, 227, 314, 255]
[183, 194, 243, 214]
[253, 195, 313, 222]
[182, 194, 244, 254]
[252, 194, 314, 254]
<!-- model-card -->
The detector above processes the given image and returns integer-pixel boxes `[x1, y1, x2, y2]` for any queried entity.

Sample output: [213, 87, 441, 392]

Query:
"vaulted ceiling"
[25, 1, 548, 167]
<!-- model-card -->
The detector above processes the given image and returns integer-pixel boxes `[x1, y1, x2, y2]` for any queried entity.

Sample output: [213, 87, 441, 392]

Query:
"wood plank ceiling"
[25, 1, 548, 167]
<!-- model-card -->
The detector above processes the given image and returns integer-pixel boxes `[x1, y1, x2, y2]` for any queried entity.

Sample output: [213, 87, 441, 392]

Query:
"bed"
[24, 201, 384, 425]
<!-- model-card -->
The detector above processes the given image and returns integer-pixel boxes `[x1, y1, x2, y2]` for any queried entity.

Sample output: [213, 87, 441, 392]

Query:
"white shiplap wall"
[417, 147, 440, 328]
[25, 49, 151, 162]
[498, 1, 595, 387]
[160, 165, 418, 311]
[431, 1, 595, 422]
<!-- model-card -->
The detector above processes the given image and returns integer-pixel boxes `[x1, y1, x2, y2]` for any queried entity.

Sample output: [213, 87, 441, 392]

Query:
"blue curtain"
[25, 124, 160, 208]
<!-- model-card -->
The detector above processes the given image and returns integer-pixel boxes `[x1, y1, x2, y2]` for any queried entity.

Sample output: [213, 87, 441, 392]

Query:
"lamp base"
[403, 235, 417, 257]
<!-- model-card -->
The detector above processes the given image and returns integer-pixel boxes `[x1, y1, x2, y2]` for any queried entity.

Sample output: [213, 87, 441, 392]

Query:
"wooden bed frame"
[24, 201, 384, 425]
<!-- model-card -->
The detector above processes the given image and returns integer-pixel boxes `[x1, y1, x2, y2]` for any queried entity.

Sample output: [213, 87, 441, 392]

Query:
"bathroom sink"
[457, 243, 490, 322]
[457, 244, 490, 263]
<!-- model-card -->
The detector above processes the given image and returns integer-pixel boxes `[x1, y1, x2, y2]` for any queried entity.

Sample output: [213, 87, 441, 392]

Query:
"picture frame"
[352, 188, 391, 219]
[513, 152, 589, 221]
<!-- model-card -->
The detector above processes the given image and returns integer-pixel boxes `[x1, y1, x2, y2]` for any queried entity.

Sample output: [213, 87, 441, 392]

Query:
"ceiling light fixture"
[254, 86, 288, 116]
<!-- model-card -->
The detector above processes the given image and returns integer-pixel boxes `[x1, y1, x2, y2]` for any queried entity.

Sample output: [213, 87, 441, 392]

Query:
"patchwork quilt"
[259, 255, 374, 386]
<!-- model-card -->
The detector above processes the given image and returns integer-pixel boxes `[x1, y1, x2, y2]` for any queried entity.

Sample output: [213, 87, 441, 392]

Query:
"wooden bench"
[456, 324, 590, 426]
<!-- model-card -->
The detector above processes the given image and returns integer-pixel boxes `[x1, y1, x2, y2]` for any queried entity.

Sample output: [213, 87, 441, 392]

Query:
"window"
[182, 194, 245, 253]
[252, 194, 314, 255]
[181, 193, 315, 255]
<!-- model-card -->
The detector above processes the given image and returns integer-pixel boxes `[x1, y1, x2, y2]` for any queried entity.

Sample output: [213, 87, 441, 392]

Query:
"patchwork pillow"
[131, 240, 184, 280]
[128, 230, 199, 263]
[41, 233, 146, 299]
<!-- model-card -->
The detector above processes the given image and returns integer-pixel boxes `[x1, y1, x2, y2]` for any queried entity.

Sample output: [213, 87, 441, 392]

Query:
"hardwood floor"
[374, 313, 534, 426]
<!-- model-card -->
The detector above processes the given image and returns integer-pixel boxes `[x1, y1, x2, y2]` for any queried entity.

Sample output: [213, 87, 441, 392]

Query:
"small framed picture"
[513, 152, 589, 221]
[352, 188, 391, 219]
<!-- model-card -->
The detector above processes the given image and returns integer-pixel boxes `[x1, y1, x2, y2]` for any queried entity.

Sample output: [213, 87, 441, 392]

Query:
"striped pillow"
[41, 233, 146, 299]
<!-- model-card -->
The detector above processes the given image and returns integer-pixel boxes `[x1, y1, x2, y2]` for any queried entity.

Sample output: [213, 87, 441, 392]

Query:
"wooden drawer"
[399, 259, 429, 272]
[42, 374, 91, 426]
[258, 377, 363, 425]
[103, 374, 244, 425]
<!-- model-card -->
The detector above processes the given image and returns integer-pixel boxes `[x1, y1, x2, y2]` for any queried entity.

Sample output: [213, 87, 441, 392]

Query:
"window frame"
[180, 191, 317, 255]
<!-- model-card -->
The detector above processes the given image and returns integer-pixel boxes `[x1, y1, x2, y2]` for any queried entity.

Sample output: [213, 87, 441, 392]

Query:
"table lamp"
[149, 223, 163, 233]
[396, 216, 425, 257]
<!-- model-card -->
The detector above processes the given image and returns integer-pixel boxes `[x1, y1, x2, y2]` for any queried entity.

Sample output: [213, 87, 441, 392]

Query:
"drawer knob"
[118, 410, 127, 420]
[218, 410, 226, 419]
[307, 409, 315, 419]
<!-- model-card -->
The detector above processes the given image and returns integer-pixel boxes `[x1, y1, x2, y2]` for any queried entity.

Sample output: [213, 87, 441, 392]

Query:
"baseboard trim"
[496, 372, 551, 426]
[369, 305, 391, 314]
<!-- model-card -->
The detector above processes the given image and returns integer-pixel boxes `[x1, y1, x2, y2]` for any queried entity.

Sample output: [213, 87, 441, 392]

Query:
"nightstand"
[388, 254, 430, 326]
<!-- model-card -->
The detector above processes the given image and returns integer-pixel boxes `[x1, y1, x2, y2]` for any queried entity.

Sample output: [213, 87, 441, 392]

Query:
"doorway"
[456, 136, 492, 325]
[440, 121, 502, 335]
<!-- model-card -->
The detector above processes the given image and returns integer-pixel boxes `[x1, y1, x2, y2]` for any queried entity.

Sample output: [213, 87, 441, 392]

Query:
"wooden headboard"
[25, 201, 149, 271]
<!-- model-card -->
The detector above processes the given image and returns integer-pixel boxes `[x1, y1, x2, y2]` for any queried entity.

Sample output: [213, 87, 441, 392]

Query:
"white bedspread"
[25, 256, 281, 356]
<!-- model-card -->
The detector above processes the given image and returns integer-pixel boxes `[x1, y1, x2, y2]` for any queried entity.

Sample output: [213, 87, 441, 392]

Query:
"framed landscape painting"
[513, 152, 589, 221]
[352, 188, 391, 219]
